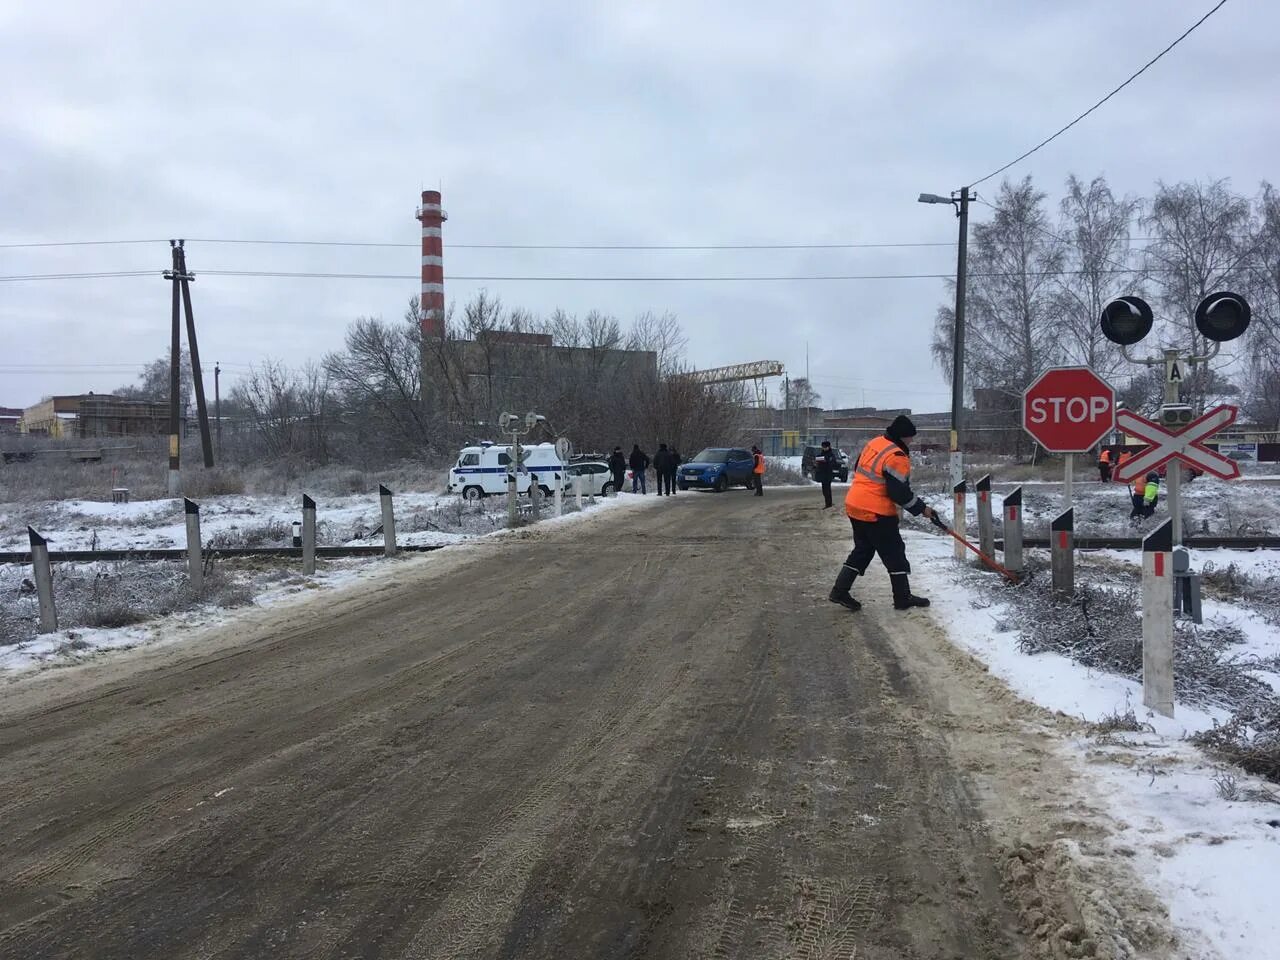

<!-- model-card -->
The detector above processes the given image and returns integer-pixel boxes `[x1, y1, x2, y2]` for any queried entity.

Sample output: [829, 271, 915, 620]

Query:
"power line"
[0, 239, 167, 249]
[0, 237, 959, 251]
[969, 0, 1232, 188]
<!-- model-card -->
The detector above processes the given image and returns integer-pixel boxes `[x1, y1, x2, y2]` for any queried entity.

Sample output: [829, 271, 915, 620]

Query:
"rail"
[0, 544, 448, 564]
[994, 536, 1280, 551]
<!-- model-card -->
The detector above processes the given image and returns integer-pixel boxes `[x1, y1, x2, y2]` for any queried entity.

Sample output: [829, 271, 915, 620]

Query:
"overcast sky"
[2, 0, 1274, 411]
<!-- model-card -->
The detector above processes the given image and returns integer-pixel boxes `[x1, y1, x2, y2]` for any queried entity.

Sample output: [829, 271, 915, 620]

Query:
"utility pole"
[214, 362, 221, 460]
[950, 186, 971, 489]
[166, 242, 183, 496]
[175, 242, 214, 468]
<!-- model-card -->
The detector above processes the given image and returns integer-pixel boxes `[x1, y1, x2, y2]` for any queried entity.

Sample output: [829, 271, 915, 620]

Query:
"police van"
[447, 441, 567, 500]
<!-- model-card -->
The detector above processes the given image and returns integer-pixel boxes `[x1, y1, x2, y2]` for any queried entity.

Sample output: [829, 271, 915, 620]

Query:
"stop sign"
[1022, 366, 1115, 452]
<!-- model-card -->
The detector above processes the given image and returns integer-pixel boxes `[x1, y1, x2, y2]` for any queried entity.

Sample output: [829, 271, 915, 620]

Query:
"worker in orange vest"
[751, 446, 766, 497]
[1115, 449, 1133, 481]
[1097, 446, 1113, 484]
[828, 415, 935, 612]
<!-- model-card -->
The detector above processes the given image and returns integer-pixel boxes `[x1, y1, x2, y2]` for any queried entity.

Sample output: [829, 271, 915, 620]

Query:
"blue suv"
[677, 447, 756, 492]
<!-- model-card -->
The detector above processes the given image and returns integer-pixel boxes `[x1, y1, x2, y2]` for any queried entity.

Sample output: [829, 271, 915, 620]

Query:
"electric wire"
[968, 0, 1232, 188]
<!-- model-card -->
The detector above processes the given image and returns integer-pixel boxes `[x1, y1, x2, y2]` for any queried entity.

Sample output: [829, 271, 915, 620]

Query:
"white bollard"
[976, 474, 994, 563]
[379, 484, 397, 557]
[530, 473, 541, 522]
[1002, 486, 1024, 574]
[28, 526, 58, 634]
[184, 498, 203, 594]
[554, 471, 563, 518]
[1050, 507, 1074, 598]
[302, 494, 317, 575]
[575, 474, 584, 509]
[1143, 519, 1175, 717]
[952, 480, 967, 562]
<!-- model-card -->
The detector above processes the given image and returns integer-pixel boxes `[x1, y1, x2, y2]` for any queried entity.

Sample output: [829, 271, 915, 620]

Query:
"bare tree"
[932, 177, 1066, 403]
[324, 315, 430, 453]
[1056, 175, 1142, 378]
[627, 310, 688, 376]
[1143, 180, 1253, 407]
[230, 360, 334, 462]
[114, 350, 194, 408]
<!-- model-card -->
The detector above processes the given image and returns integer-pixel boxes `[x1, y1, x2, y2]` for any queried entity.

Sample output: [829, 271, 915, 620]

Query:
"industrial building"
[413, 190, 658, 422]
[18, 394, 174, 439]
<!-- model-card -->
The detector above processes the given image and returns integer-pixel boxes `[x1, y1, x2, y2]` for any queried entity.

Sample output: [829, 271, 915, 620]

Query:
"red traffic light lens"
[1195, 292, 1251, 342]
[1100, 296, 1154, 346]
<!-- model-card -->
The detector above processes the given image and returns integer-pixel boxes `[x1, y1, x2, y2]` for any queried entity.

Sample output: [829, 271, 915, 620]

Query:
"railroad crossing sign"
[1022, 367, 1116, 453]
[1113, 405, 1241, 482]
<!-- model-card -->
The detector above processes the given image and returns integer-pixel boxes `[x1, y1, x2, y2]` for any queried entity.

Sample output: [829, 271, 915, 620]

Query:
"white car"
[564, 460, 618, 496]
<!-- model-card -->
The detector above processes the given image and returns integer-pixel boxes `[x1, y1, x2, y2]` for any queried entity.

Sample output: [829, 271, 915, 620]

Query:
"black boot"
[828, 564, 862, 611]
[891, 573, 930, 610]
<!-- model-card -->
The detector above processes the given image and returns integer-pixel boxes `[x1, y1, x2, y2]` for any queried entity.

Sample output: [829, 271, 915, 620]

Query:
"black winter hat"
[886, 414, 918, 440]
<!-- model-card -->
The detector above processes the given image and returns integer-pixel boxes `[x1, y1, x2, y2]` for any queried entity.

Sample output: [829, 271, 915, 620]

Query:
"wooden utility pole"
[163, 241, 215, 498]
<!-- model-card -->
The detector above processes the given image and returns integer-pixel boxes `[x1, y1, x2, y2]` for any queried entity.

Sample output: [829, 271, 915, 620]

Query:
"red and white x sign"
[1114, 405, 1241, 482]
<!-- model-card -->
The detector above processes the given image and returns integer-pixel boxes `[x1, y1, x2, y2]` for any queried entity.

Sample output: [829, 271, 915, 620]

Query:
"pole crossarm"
[684, 361, 784, 386]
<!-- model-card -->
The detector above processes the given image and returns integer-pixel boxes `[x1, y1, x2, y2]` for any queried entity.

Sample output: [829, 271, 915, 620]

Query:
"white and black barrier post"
[28, 526, 57, 634]
[976, 474, 994, 562]
[530, 473, 541, 522]
[1003, 486, 1024, 574]
[1050, 507, 1074, 598]
[379, 484, 397, 557]
[952, 480, 967, 562]
[553, 470, 563, 518]
[1143, 518, 1175, 718]
[184, 498, 203, 594]
[302, 494, 317, 575]
[575, 474, 584, 509]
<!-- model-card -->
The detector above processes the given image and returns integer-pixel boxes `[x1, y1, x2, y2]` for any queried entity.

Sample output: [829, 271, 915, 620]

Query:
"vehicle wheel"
[601, 481, 615, 496]
[539, 485, 553, 497]
[714, 475, 728, 493]
[462, 486, 484, 501]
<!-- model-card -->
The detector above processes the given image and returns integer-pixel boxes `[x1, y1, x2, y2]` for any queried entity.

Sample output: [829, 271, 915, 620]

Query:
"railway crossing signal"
[1112, 406, 1241, 482]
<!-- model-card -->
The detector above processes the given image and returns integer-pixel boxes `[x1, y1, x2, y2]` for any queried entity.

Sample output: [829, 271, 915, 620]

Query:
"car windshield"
[690, 448, 729, 463]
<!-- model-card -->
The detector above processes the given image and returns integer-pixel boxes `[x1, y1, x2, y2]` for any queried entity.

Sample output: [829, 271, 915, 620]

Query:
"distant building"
[19, 394, 175, 439]
[0, 406, 21, 434]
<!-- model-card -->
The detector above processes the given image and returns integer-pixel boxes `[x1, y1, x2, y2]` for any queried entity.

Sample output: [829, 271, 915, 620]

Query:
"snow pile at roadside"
[911, 532, 1280, 959]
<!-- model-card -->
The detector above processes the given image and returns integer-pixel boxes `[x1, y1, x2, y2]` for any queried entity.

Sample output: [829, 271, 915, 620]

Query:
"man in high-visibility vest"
[828, 415, 935, 612]
[1097, 446, 1113, 484]
[1130, 471, 1160, 521]
[751, 446, 766, 496]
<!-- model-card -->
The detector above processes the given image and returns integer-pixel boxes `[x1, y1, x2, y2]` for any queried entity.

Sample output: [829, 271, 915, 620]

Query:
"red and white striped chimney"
[415, 190, 447, 338]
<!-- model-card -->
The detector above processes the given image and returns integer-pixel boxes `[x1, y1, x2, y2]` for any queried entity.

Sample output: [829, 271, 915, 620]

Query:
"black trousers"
[817, 474, 833, 507]
[754, 473, 764, 495]
[1130, 493, 1144, 518]
[1099, 463, 1112, 483]
[843, 515, 910, 578]
[657, 472, 674, 495]
[611, 471, 625, 492]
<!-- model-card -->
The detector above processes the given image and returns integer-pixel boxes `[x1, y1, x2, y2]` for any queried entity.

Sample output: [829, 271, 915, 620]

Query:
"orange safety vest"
[753, 452, 766, 474]
[845, 435, 910, 521]
[1099, 449, 1112, 465]
[1133, 474, 1147, 495]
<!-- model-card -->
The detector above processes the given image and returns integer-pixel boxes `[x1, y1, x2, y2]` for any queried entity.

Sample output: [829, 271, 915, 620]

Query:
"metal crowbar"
[929, 513, 1021, 583]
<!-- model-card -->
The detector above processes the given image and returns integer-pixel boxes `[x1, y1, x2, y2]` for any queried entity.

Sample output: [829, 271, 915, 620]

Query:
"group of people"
[608, 444, 683, 496]
[1097, 447, 1162, 522]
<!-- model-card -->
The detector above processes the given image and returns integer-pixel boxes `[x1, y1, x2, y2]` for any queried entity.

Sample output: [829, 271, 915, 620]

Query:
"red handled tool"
[929, 513, 1020, 583]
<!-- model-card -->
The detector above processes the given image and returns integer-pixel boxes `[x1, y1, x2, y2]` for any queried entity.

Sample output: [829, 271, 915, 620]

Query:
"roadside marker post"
[530, 473, 541, 522]
[1050, 508, 1074, 598]
[1142, 519, 1175, 717]
[302, 495, 317, 575]
[952, 479, 967, 563]
[976, 474, 994, 562]
[184, 498, 203, 594]
[28, 526, 58, 634]
[553, 471, 563, 518]
[575, 474, 584, 509]
[379, 485, 397, 557]
[1003, 486, 1024, 574]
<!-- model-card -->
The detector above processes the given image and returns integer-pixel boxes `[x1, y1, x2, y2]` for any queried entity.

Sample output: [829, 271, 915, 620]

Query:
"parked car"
[677, 447, 755, 492]
[801, 444, 850, 482]
[564, 459, 617, 496]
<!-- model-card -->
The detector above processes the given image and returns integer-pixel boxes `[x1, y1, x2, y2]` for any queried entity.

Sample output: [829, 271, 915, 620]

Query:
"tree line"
[932, 176, 1280, 430]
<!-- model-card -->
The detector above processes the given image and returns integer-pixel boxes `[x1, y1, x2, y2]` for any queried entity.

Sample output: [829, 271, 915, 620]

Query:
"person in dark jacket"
[607, 447, 627, 493]
[813, 440, 836, 508]
[629, 444, 650, 494]
[653, 443, 675, 496]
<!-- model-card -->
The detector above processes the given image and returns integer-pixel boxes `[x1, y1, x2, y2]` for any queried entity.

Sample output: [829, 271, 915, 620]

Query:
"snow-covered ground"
[0, 489, 653, 675]
[911, 531, 1280, 958]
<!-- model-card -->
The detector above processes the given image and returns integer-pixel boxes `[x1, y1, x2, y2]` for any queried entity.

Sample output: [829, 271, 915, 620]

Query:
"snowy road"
[0, 488, 1173, 958]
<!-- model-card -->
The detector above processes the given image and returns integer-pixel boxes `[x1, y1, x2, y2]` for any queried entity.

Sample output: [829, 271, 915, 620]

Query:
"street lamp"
[918, 186, 973, 487]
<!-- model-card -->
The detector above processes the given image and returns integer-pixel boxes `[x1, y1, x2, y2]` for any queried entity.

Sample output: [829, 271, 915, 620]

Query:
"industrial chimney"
[415, 190, 447, 338]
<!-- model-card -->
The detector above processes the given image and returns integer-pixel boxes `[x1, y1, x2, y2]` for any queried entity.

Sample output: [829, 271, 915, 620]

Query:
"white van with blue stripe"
[448, 442, 567, 500]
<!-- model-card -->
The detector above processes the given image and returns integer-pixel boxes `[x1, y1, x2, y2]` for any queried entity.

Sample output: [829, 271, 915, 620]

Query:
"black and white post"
[530, 473, 541, 522]
[302, 494, 317, 576]
[976, 474, 994, 561]
[952, 479, 967, 562]
[28, 526, 57, 634]
[1002, 486, 1024, 574]
[1143, 519, 1175, 717]
[1050, 508, 1074, 598]
[379, 484, 397, 557]
[184, 498, 203, 594]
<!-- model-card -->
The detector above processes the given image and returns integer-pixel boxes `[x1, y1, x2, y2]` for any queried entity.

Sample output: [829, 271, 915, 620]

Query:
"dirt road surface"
[0, 488, 1168, 959]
